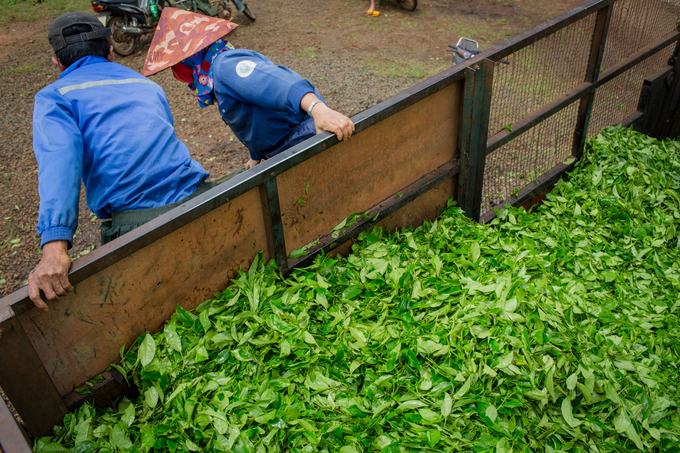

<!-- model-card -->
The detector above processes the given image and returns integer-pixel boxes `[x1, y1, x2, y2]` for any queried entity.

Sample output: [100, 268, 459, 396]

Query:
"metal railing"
[473, 0, 680, 220]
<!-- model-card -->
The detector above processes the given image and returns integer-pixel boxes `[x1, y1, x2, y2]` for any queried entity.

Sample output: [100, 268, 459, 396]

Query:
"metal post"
[460, 59, 494, 221]
[0, 317, 67, 437]
[259, 175, 289, 273]
[658, 42, 680, 138]
[456, 67, 477, 214]
[572, 4, 613, 157]
[637, 66, 673, 136]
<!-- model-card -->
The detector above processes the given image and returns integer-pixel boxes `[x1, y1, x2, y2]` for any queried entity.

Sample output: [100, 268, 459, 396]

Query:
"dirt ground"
[0, 0, 584, 299]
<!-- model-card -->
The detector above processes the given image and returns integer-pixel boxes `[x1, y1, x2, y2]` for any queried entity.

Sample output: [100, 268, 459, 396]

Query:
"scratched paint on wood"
[17, 188, 267, 395]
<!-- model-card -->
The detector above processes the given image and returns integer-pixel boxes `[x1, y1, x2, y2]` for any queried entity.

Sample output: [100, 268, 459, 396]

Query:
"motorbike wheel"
[397, 0, 417, 11]
[242, 5, 256, 21]
[218, 1, 233, 20]
[108, 16, 136, 56]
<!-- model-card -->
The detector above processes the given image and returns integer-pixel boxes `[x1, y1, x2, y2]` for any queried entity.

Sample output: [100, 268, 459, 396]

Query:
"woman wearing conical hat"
[143, 8, 355, 169]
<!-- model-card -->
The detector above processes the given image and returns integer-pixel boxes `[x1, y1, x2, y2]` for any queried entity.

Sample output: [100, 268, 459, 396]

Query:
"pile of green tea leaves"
[37, 126, 680, 452]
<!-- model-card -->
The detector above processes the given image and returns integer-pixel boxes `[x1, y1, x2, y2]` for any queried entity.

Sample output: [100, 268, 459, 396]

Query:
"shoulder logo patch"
[235, 60, 257, 78]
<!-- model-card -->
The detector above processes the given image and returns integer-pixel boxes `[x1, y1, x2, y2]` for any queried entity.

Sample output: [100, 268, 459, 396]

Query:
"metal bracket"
[0, 305, 14, 324]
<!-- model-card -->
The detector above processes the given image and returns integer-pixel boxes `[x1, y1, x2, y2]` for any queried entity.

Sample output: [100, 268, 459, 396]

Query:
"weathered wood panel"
[317, 176, 458, 258]
[16, 188, 267, 395]
[276, 81, 463, 254]
[374, 177, 457, 233]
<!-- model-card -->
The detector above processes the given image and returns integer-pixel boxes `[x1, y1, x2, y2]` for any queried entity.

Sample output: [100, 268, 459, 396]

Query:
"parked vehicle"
[396, 0, 417, 10]
[91, 0, 165, 56]
[167, 0, 255, 21]
[91, 0, 253, 57]
[447, 37, 510, 66]
[448, 37, 481, 65]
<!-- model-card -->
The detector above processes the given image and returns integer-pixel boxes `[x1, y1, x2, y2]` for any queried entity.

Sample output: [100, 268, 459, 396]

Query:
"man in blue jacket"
[28, 13, 211, 310]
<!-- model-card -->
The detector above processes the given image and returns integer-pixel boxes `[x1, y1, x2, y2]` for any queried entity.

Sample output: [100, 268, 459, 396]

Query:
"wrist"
[43, 240, 69, 256]
[307, 100, 325, 116]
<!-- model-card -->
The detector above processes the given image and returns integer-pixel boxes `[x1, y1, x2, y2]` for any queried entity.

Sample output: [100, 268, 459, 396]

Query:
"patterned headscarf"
[180, 39, 235, 108]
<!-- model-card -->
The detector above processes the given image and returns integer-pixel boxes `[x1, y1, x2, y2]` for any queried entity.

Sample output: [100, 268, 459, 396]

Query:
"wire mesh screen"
[487, 14, 597, 137]
[480, 0, 680, 217]
[588, 42, 677, 137]
[601, 0, 680, 71]
[482, 103, 580, 215]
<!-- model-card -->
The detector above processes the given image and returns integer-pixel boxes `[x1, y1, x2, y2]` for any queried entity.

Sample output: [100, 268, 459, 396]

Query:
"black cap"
[48, 12, 113, 53]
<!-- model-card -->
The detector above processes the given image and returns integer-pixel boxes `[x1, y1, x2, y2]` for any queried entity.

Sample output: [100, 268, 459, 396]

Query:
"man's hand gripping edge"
[28, 240, 73, 311]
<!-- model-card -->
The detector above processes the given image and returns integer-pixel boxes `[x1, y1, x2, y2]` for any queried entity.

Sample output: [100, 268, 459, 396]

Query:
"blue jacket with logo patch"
[33, 56, 208, 248]
[212, 50, 323, 160]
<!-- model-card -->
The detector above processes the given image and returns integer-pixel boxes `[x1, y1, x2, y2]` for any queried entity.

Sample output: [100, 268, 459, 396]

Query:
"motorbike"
[448, 37, 510, 66]
[395, 0, 417, 11]
[448, 37, 481, 65]
[167, 0, 255, 21]
[91, 0, 254, 57]
[91, 0, 164, 56]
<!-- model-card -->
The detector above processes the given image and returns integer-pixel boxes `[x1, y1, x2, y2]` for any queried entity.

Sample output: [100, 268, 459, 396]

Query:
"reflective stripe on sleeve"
[58, 78, 158, 95]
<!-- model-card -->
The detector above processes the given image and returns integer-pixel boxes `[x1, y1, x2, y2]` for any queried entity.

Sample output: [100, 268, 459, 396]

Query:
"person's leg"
[367, 0, 379, 16]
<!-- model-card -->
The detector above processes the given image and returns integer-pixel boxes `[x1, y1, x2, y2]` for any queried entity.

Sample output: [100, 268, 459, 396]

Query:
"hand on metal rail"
[311, 103, 355, 141]
[300, 93, 354, 141]
[244, 158, 262, 170]
[27, 240, 73, 311]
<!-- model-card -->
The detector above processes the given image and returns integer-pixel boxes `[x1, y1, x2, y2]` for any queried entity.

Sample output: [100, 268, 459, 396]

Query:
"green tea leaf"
[561, 398, 578, 428]
[485, 404, 498, 423]
[164, 322, 182, 353]
[139, 333, 156, 368]
[110, 425, 132, 450]
[144, 385, 159, 408]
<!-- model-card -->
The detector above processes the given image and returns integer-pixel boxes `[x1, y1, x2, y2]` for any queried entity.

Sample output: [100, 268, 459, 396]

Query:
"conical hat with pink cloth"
[142, 7, 237, 76]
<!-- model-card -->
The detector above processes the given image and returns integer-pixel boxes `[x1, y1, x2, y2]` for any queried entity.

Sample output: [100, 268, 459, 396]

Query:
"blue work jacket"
[33, 56, 208, 248]
[212, 50, 323, 160]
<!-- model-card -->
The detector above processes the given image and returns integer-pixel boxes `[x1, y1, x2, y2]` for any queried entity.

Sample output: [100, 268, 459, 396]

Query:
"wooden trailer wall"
[1, 0, 679, 448]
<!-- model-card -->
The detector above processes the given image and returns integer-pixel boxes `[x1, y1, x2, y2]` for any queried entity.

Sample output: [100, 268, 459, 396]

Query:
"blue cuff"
[249, 149, 266, 161]
[40, 226, 74, 250]
[287, 79, 318, 115]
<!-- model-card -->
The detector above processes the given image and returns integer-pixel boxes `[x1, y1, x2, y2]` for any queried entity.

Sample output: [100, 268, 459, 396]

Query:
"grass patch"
[0, 0, 90, 28]
[3, 59, 43, 75]
[363, 55, 448, 80]
[295, 46, 317, 59]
